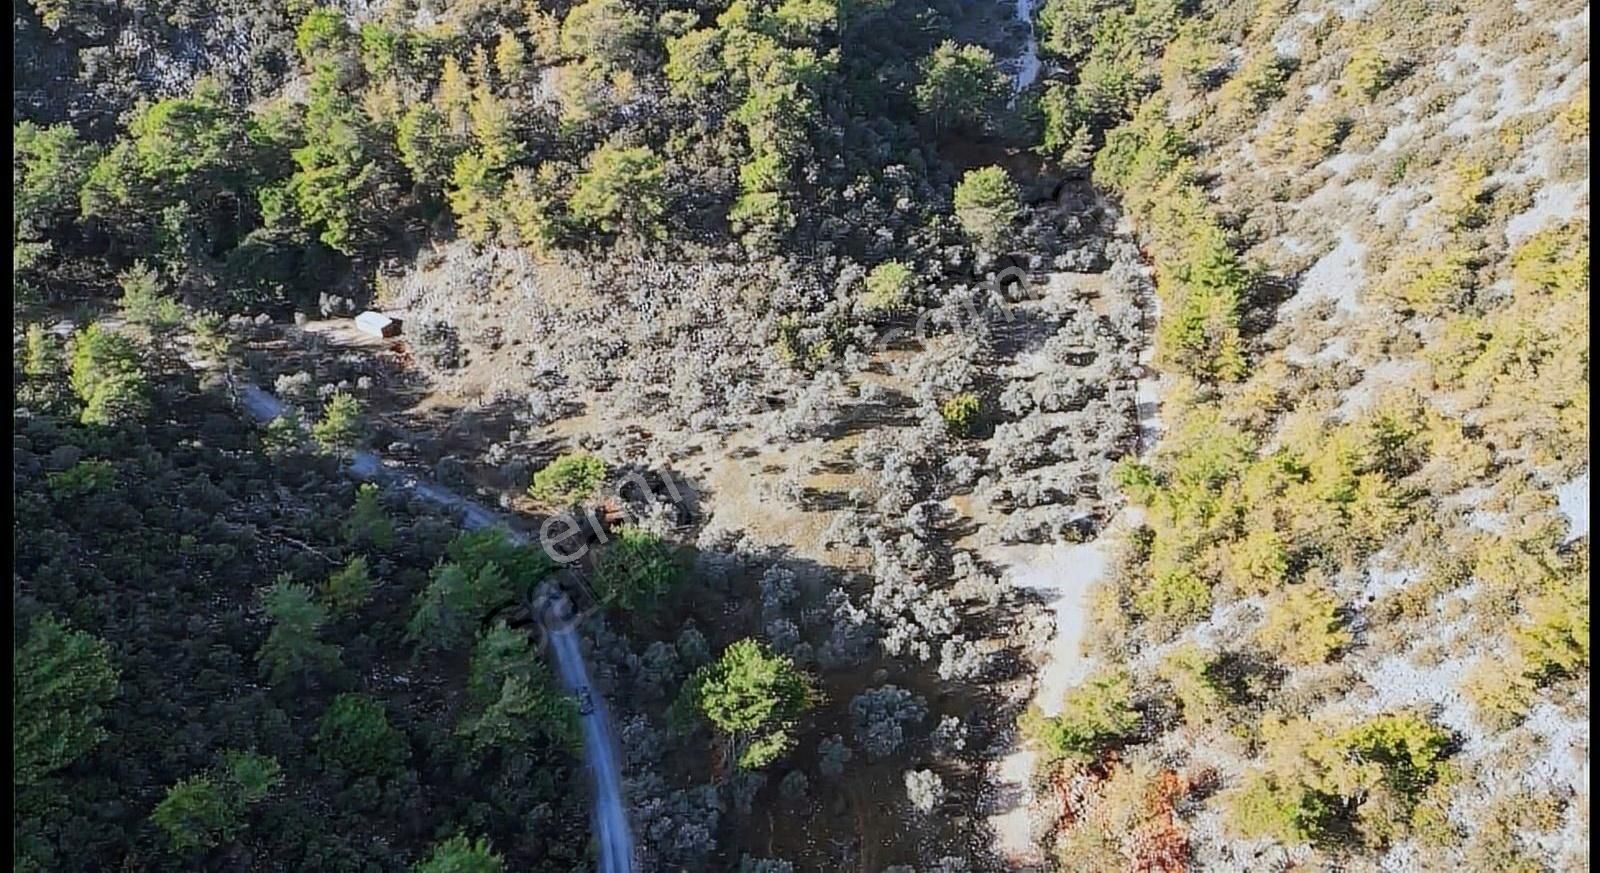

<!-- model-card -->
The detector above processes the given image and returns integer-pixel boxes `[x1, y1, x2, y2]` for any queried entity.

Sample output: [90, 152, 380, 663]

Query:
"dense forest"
[13, 0, 1589, 870]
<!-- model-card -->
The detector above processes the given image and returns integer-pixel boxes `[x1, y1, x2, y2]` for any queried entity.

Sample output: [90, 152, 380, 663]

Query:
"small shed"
[355, 311, 402, 338]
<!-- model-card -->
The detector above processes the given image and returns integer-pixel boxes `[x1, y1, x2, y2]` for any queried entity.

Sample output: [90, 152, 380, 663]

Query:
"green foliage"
[1512, 584, 1589, 680]
[414, 835, 505, 873]
[1375, 245, 1474, 315]
[296, 8, 353, 61]
[116, 262, 185, 332]
[1231, 712, 1452, 847]
[1218, 51, 1289, 118]
[286, 67, 388, 253]
[321, 555, 375, 614]
[460, 624, 579, 751]
[396, 104, 460, 188]
[23, 323, 62, 379]
[1257, 585, 1349, 666]
[446, 87, 525, 242]
[316, 694, 408, 776]
[939, 392, 981, 436]
[1556, 87, 1588, 142]
[261, 410, 310, 456]
[1022, 669, 1138, 762]
[1093, 105, 1246, 381]
[1433, 159, 1491, 231]
[69, 324, 149, 426]
[1156, 644, 1228, 727]
[407, 561, 512, 652]
[914, 41, 1008, 132]
[13, 121, 96, 241]
[569, 143, 667, 238]
[1132, 567, 1212, 634]
[358, 22, 405, 79]
[47, 458, 117, 499]
[861, 261, 914, 311]
[151, 752, 283, 852]
[593, 526, 682, 611]
[80, 79, 274, 268]
[258, 576, 342, 685]
[1463, 656, 1539, 730]
[1228, 771, 1331, 844]
[222, 750, 284, 804]
[12, 369, 596, 868]
[344, 482, 396, 549]
[151, 776, 237, 852]
[1224, 527, 1289, 595]
[678, 638, 812, 769]
[665, 28, 726, 98]
[1039, 83, 1096, 167]
[406, 531, 550, 652]
[723, 39, 835, 249]
[461, 674, 580, 754]
[494, 30, 527, 84]
[1341, 41, 1399, 100]
[952, 166, 1021, 250]
[1035, 0, 1178, 156]
[528, 452, 607, 505]
[13, 616, 119, 791]
[312, 390, 363, 455]
[560, 0, 651, 70]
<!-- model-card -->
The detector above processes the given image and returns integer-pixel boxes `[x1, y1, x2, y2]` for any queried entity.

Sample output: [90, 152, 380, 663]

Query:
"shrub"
[1465, 652, 1536, 725]
[1133, 567, 1212, 635]
[1228, 770, 1331, 843]
[862, 261, 914, 311]
[312, 391, 363, 456]
[151, 752, 282, 852]
[1257, 585, 1349, 666]
[258, 578, 341, 685]
[316, 694, 408, 776]
[1436, 159, 1493, 230]
[1341, 42, 1399, 100]
[1023, 669, 1138, 762]
[939, 392, 981, 435]
[343, 483, 395, 549]
[151, 776, 236, 852]
[569, 143, 667, 238]
[665, 28, 724, 98]
[904, 769, 945, 814]
[1511, 584, 1589, 681]
[528, 453, 607, 505]
[850, 685, 927, 761]
[47, 459, 117, 499]
[560, 0, 650, 70]
[593, 526, 681, 610]
[116, 262, 185, 331]
[1230, 712, 1452, 847]
[1157, 643, 1228, 726]
[952, 166, 1021, 250]
[1289, 102, 1351, 165]
[407, 562, 512, 653]
[1218, 51, 1289, 118]
[677, 638, 812, 769]
[915, 41, 1008, 132]
[1556, 87, 1588, 142]
[321, 555, 374, 614]
[1225, 527, 1289, 594]
[13, 617, 118, 791]
[69, 324, 149, 426]
[414, 835, 504, 873]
